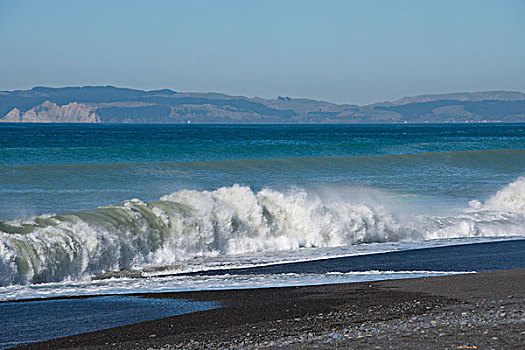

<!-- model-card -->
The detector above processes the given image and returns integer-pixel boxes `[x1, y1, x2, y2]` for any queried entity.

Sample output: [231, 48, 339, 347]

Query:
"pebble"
[147, 295, 524, 350]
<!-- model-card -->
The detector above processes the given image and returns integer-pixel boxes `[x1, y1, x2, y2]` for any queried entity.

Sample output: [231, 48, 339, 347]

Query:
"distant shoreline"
[15, 268, 525, 349]
[1, 86, 524, 124]
[2, 121, 525, 125]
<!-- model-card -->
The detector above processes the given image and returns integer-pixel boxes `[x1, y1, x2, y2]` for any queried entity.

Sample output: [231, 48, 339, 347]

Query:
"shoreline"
[14, 268, 525, 349]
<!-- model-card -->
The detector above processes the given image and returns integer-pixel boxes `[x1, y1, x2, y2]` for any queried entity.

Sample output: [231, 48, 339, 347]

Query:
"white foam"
[0, 179, 524, 287]
[484, 177, 525, 215]
[0, 269, 474, 301]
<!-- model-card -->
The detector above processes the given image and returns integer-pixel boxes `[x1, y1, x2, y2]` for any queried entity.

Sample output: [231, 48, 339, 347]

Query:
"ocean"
[0, 123, 524, 300]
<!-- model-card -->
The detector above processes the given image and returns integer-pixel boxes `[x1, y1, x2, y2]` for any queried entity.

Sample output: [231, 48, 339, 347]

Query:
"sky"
[0, 0, 524, 105]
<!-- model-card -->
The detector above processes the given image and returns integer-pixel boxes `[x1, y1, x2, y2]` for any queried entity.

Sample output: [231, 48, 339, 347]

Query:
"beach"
[14, 268, 524, 349]
[1, 124, 524, 349]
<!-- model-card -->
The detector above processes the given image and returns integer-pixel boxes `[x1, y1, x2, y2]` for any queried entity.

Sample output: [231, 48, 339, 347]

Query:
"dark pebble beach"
[14, 268, 525, 349]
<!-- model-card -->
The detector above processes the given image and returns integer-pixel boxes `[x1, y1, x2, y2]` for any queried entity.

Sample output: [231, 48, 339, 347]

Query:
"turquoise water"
[2, 124, 522, 165]
[0, 123, 524, 291]
[1, 124, 524, 218]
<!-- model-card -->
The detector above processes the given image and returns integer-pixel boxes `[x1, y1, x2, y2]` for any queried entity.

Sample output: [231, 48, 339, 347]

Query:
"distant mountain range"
[1, 86, 524, 124]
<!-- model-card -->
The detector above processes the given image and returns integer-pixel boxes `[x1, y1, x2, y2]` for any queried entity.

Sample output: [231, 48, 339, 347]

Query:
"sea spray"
[484, 177, 525, 214]
[1, 180, 524, 286]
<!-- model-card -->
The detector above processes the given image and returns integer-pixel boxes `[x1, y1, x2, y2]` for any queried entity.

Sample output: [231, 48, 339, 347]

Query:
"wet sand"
[14, 269, 525, 349]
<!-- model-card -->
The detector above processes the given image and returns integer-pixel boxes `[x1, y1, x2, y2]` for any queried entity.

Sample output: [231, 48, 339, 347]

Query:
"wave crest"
[484, 177, 525, 214]
[1, 179, 524, 286]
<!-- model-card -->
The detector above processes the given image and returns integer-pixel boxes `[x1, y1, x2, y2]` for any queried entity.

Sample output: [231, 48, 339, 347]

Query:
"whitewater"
[0, 124, 524, 300]
[1, 178, 524, 290]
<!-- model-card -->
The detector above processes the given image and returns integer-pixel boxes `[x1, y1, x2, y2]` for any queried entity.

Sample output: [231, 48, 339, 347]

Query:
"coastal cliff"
[1, 101, 99, 123]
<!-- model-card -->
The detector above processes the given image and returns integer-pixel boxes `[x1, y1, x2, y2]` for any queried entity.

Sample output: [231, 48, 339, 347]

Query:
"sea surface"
[0, 123, 524, 300]
[0, 296, 220, 349]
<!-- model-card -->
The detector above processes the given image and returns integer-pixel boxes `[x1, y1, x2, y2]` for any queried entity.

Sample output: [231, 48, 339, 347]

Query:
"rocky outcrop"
[0, 101, 100, 123]
[1, 108, 22, 122]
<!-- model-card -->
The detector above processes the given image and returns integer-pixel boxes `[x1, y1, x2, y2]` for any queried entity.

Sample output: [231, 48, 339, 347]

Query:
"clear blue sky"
[1, 0, 524, 104]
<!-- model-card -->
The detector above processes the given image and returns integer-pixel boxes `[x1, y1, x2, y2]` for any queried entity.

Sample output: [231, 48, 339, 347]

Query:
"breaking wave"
[1, 178, 524, 286]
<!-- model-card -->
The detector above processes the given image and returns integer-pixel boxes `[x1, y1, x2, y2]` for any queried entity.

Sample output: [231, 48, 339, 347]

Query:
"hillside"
[1, 86, 524, 123]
